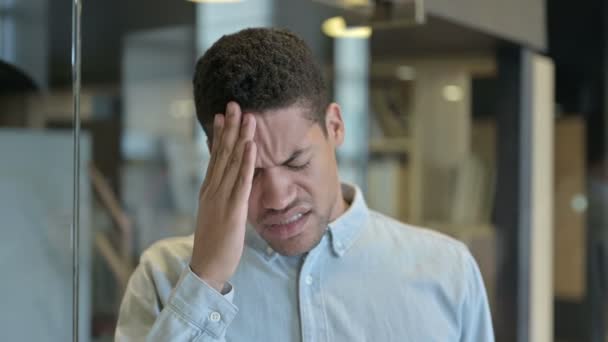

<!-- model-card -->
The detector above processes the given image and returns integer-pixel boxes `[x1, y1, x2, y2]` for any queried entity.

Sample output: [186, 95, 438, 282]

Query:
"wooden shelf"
[369, 137, 412, 154]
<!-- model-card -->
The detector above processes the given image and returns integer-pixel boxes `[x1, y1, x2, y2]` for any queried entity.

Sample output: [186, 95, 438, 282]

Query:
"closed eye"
[287, 161, 310, 171]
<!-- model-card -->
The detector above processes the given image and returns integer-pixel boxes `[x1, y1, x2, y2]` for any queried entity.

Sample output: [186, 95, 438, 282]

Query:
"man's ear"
[324, 102, 345, 147]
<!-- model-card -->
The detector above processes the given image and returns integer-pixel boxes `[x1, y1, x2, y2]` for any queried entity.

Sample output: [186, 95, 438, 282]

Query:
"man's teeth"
[277, 213, 303, 225]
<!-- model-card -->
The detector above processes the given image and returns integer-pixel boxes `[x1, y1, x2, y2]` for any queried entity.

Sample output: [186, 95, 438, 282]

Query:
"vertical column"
[334, 37, 369, 192]
[518, 49, 554, 342]
[195, 0, 274, 54]
[494, 47, 554, 342]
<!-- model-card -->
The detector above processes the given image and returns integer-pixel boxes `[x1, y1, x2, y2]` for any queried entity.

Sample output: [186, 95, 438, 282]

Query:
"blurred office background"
[0, 0, 606, 341]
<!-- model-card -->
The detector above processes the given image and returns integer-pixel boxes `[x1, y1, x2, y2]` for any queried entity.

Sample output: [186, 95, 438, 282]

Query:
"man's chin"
[269, 238, 321, 256]
[254, 212, 328, 256]
[264, 227, 325, 257]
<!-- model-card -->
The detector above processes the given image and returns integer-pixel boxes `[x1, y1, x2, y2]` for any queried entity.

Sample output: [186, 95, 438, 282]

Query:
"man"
[116, 27, 494, 341]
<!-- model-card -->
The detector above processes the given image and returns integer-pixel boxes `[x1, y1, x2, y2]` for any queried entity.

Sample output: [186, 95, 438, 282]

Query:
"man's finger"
[201, 114, 224, 191]
[211, 102, 242, 185]
[232, 140, 257, 203]
[220, 113, 256, 192]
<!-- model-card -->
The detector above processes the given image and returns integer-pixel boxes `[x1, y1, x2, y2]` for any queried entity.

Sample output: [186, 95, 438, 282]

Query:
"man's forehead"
[251, 108, 317, 168]
[244, 102, 315, 121]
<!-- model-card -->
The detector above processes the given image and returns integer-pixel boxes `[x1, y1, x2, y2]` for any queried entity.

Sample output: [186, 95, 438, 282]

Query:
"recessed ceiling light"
[322, 16, 372, 39]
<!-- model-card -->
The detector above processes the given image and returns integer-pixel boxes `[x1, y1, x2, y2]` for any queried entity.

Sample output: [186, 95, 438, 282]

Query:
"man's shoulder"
[367, 209, 469, 256]
[364, 210, 476, 277]
[138, 234, 194, 273]
[364, 210, 478, 295]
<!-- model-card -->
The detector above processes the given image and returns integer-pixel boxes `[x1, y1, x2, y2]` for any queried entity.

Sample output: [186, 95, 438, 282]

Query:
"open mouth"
[264, 210, 311, 240]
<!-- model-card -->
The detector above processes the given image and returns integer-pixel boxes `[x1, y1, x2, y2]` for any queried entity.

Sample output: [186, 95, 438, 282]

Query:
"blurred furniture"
[367, 57, 496, 224]
[553, 117, 587, 300]
[89, 164, 134, 293]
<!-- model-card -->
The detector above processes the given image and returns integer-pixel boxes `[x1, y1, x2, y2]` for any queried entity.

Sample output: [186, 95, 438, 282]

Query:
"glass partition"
[0, 0, 90, 341]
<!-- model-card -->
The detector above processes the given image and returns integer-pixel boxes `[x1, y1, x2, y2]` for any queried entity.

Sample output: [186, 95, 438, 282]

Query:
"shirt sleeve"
[460, 249, 495, 342]
[115, 258, 238, 342]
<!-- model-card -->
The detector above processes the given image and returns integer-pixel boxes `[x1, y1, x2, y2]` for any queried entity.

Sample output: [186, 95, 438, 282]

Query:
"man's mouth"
[269, 212, 306, 226]
[262, 210, 311, 240]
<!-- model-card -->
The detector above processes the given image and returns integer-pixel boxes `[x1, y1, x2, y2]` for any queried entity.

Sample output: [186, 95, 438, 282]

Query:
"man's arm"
[115, 102, 256, 341]
[460, 250, 495, 342]
[115, 253, 237, 342]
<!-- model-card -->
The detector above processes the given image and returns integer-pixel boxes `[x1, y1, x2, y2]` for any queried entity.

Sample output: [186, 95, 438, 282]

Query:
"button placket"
[298, 235, 328, 342]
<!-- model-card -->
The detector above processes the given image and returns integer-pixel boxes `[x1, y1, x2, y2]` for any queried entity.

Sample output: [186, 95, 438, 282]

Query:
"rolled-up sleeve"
[115, 259, 238, 342]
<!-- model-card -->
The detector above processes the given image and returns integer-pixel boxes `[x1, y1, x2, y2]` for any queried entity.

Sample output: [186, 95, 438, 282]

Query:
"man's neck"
[329, 184, 350, 222]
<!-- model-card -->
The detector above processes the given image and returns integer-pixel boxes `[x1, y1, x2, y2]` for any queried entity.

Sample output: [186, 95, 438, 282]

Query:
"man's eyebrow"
[280, 147, 311, 166]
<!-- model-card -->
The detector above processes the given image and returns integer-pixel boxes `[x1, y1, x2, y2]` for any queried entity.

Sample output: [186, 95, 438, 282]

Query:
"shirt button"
[305, 275, 313, 285]
[209, 311, 221, 322]
[266, 246, 274, 256]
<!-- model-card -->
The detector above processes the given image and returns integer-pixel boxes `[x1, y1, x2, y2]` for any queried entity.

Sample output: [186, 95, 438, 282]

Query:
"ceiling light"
[341, 0, 370, 6]
[322, 16, 372, 38]
[442, 85, 464, 102]
[313, 0, 425, 28]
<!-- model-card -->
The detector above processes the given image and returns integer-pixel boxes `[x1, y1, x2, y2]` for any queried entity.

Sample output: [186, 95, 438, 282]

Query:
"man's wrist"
[205, 278, 227, 294]
[189, 264, 226, 293]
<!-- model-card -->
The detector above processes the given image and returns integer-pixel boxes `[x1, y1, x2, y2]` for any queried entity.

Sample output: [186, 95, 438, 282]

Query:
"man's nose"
[260, 169, 296, 211]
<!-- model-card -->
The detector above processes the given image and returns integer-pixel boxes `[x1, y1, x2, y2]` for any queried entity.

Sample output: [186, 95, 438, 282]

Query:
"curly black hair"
[193, 27, 328, 141]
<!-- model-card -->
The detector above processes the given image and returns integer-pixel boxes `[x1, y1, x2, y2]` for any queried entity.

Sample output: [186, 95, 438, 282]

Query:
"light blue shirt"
[116, 184, 494, 341]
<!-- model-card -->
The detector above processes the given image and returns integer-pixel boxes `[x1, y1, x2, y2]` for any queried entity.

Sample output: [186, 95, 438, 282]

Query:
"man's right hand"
[190, 101, 257, 293]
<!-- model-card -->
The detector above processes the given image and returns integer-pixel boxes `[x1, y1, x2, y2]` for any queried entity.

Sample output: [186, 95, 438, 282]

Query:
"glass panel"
[0, 0, 88, 341]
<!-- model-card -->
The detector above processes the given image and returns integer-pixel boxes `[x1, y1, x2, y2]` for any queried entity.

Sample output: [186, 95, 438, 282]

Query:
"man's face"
[246, 103, 345, 256]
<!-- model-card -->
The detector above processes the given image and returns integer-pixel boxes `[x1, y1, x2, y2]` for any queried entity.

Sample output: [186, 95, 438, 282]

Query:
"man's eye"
[287, 161, 310, 171]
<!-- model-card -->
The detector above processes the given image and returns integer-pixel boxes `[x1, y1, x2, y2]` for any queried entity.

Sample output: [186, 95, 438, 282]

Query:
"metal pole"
[71, 0, 82, 341]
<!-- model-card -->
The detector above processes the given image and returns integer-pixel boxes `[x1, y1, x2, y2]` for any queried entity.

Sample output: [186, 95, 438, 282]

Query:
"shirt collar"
[245, 183, 369, 260]
[327, 183, 369, 257]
